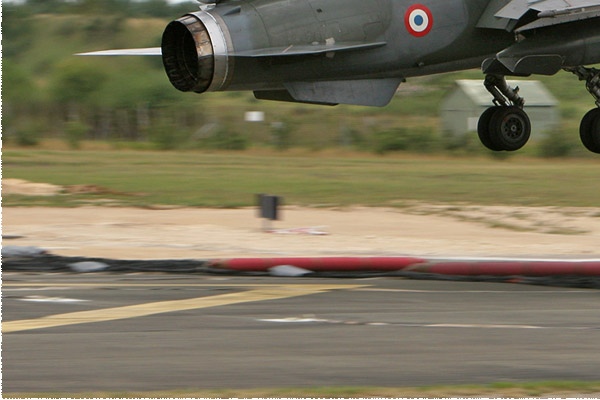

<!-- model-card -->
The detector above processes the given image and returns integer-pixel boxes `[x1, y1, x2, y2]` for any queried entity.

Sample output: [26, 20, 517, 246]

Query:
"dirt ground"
[3, 178, 600, 260]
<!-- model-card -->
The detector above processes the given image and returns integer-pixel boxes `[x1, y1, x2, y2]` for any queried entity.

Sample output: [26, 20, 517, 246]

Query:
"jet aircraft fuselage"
[82, 0, 600, 152]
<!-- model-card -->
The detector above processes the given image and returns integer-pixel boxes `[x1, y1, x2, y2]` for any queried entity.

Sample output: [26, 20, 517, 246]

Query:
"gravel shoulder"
[3, 204, 600, 260]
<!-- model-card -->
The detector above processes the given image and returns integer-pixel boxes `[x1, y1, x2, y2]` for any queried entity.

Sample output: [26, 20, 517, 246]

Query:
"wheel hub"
[501, 116, 525, 140]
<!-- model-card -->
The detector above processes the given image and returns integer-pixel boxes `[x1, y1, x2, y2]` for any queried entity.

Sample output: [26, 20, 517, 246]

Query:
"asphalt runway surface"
[3, 272, 600, 394]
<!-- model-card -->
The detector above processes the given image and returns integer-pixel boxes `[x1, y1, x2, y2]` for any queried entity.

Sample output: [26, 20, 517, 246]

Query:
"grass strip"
[3, 149, 600, 208]
[5, 381, 600, 398]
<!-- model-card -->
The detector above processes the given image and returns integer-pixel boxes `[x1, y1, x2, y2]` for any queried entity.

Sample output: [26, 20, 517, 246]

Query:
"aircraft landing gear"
[477, 75, 531, 152]
[566, 66, 600, 154]
[579, 108, 600, 154]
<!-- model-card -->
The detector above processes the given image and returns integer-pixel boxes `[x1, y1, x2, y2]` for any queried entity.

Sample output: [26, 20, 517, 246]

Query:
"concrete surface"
[3, 272, 600, 393]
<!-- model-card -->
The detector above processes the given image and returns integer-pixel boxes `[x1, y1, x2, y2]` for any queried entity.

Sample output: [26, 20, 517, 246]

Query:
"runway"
[3, 272, 600, 394]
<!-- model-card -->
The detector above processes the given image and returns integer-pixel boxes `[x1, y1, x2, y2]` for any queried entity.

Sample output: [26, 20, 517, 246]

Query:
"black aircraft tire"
[477, 107, 503, 151]
[579, 108, 600, 154]
[489, 106, 531, 152]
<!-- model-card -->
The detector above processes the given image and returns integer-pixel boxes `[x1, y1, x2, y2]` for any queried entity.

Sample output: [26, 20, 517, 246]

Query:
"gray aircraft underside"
[80, 0, 600, 153]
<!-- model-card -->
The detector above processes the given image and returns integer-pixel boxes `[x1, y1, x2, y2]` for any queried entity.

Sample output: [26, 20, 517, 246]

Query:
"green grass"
[5, 381, 600, 398]
[3, 148, 600, 208]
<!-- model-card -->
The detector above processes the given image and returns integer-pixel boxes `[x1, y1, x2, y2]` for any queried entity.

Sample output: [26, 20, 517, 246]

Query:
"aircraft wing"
[477, 0, 600, 31]
[232, 41, 386, 58]
[77, 42, 386, 58]
[75, 41, 394, 106]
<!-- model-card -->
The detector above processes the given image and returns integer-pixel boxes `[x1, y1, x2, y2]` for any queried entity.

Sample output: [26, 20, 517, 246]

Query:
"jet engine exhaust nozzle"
[161, 11, 230, 93]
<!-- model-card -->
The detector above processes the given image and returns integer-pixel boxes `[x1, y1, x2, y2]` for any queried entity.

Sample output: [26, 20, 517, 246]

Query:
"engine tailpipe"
[161, 11, 231, 93]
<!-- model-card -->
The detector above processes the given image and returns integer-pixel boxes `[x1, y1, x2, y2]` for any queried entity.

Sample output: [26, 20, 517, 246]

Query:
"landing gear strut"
[477, 75, 531, 152]
[566, 66, 600, 154]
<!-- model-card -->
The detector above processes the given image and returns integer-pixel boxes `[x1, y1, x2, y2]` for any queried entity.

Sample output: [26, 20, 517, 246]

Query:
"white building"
[441, 79, 559, 140]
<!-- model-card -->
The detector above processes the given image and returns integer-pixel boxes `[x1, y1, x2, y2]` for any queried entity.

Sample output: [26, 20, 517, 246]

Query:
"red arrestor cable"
[210, 257, 600, 276]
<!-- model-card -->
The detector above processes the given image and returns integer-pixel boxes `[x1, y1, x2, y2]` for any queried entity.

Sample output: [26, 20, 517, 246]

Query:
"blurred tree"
[137, 0, 171, 17]
[2, 5, 35, 58]
[50, 59, 108, 121]
[51, 59, 107, 104]
[70, 0, 130, 15]
[64, 120, 91, 149]
[6, 0, 198, 17]
[18, 0, 71, 14]
[2, 60, 46, 143]
[82, 15, 126, 42]
[2, 60, 37, 106]
[537, 128, 575, 158]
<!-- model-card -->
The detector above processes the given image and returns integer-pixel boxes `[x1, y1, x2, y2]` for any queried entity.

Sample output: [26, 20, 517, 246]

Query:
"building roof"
[453, 79, 559, 107]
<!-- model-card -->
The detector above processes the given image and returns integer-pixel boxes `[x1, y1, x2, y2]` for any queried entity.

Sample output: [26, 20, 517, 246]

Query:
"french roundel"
[405, 4, 433, 37]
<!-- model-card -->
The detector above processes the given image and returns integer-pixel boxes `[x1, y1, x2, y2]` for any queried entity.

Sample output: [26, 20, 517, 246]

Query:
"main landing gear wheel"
[566, 67, 600, 154]
[477, 107, 503, 151]
[477, 106, 531, 151]
[580, 108, 600, 154]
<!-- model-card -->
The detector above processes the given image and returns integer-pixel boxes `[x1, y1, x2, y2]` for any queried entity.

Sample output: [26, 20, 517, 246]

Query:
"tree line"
[3, 0, 217, 148]
[5, 0, 199, 18]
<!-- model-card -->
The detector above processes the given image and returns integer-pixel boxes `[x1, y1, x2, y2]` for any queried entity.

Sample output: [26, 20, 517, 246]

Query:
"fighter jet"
[79, 0, 600, 153]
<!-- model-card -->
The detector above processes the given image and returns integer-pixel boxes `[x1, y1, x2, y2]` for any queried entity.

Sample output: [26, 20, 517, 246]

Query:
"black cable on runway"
[2, 254, 210, 274]
[392, 270, 600, 289]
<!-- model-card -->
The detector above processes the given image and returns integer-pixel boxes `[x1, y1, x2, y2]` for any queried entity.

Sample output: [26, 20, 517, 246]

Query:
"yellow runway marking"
[3, 283, 319, 288]
[3, 284, 364, 333]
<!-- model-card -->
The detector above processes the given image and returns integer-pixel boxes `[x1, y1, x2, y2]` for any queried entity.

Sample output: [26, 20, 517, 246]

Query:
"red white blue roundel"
[405, 4, 433, 37]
